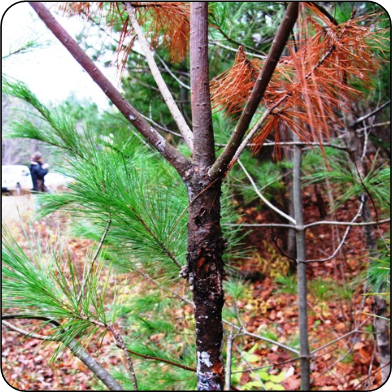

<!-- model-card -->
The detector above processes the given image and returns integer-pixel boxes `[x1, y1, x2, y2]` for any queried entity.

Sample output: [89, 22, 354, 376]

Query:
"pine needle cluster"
[211, 3, 386, 156]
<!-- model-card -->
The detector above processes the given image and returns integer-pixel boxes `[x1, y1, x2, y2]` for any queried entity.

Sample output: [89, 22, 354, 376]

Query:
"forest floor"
[1, 192, 390, 391]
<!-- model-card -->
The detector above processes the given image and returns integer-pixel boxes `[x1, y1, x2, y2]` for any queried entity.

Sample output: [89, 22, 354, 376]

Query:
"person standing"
[30, 152, 50, 193]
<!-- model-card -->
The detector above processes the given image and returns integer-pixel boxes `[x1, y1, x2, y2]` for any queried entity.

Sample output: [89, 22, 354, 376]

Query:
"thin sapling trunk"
[293, 136, 311, 390]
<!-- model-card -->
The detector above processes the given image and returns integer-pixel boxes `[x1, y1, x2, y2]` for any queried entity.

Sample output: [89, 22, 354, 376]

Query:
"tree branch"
[124, 2, 194, 152]
[354, 100, 390, 124]
[212, 21, 266, 57]
[238, 159, 296, 224]
[234, 342, 266, 388]
[303, 218, 390, 229]
[223, 320, 300, 355]
[225, 218, 390, 230]
[210, 40, 266, 60]
[28, 2, 191, 179]
[357, 121, 390, 132]
[353, 362, 391, 390]
[2, 320, 57, 341]
[107, 326, 138, 390]
[300, 199, 364, 264]
[308, 2, 339, 25]
[209, 2, 299, 178]
[215, 140, 350, 151]
[225, 323, 235, 391]
[156, 54, 191, 91]
[310, 317, 371, 355]
[123, 346, 196, 373]
[2, 316, 124, 391]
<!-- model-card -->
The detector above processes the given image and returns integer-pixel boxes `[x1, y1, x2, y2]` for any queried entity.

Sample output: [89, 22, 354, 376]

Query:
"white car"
[2, 165, 34, 195]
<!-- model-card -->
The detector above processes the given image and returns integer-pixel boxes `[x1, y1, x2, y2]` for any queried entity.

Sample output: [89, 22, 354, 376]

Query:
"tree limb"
[123, 346, 196, 373]
[300, 199, 364, 264]
[2, 316, 124, 391]
[223, 320, 300, 355]
[28, 2, 191, 180]
[225, 323, 235, 391]
[303, 218, 390, 229]
[226, 223, 297, 230]
[215, 141, 350, 151]
[156, 54, 191, 90]
[225, 218, 390, 229]
[308, 2, 339, 25]
[354, 100, 390, 125]
[353, 362, 391, 390]
[238, 159, 296, 224]
[212, 22, 266, 56]
[124, 2, 194, 151]
[310, 317, 371, 355]
[107, 325, 138, 390]
[210, 40, 266, 59]
[209, 2, 299, 178]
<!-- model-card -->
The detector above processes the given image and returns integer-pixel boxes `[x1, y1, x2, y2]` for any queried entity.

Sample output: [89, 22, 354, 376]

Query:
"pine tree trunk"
[186, 174, 225, 390]
[293, 138, 311, 390]
[187, 3, 225, 389]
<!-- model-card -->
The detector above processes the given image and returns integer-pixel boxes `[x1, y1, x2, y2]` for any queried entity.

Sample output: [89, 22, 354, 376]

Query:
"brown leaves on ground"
[227, 189, 388, 391]
[2, 189, 389, 390]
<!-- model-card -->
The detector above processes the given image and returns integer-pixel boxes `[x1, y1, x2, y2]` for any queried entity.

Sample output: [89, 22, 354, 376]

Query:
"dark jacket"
[30, 161, 49, 192]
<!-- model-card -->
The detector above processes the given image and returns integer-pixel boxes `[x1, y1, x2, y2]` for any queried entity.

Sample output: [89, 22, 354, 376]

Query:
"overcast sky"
[1, 1, 120, 109]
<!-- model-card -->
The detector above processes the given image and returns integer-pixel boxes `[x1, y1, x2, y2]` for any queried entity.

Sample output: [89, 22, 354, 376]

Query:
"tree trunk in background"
[344, 109, 390, 384]
[286, 168, 297, 270]
[373, 297, 391, 383]
[292, 136, 310, 390]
